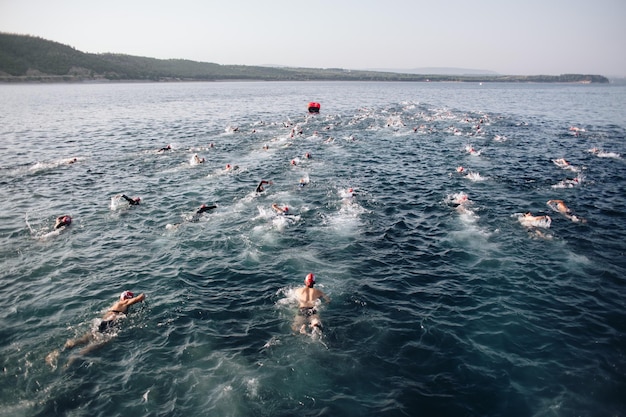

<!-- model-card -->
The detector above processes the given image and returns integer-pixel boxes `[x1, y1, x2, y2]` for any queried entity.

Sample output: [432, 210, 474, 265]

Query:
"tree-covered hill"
[0, 33, 610, 84]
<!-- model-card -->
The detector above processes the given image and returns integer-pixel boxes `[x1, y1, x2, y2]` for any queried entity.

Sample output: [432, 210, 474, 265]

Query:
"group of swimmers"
[452, 132, 588, 237]
[46, 132, 338, 367]
[57, 108, 602, 365]
[49, 270, 329, 368]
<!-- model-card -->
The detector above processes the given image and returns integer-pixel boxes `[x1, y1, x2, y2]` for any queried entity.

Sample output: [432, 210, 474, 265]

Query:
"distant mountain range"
[0, 33, 609, 84]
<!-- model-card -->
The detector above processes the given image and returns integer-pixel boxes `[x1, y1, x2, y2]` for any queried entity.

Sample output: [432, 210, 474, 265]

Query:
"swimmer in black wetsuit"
[120, 194, 141, 205]
[157, 144, 172, 152]
[190, 204, 217, 222]
[256, 180, 271, 193]
[166, 204, 217, 230]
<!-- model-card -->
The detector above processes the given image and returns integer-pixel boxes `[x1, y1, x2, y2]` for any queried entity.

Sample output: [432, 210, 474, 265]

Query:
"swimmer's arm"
[198, 205, 217, 213]
[127, 293, 145, 305]
[121, 194, 133, 203]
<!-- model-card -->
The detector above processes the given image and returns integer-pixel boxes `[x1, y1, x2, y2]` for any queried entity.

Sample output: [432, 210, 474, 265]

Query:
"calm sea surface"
[0, 81, 625, 417]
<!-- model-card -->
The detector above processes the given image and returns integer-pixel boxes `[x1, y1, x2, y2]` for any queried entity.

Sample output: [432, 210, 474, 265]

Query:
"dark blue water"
[0, 81, 625, 417]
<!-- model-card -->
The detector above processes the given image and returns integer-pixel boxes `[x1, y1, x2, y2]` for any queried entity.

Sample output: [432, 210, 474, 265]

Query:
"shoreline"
[0, 76, 613, 85]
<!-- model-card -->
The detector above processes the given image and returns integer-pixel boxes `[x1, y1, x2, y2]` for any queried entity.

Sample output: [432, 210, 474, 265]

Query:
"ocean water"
[0, 81, 625, 417]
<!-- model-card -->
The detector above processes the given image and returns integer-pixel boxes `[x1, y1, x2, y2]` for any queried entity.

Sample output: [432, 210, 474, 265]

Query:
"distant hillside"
[0, 33, 610, 84]
[368, 67, 500, 76]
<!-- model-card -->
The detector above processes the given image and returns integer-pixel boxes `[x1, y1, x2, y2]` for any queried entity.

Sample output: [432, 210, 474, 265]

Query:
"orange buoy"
[307, 102, 321, 113]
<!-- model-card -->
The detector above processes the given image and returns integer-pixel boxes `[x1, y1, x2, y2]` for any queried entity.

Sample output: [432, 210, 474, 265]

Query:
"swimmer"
[262, 144, 269, 150]
[299, 177, 309, 187]
[293, 273, 330, 335]
[552, 175, 583, 188]
[191, 154, 205, 164]
[166, 204, 217, 229]
[290, 159, 297, 166]
[588, 148, 621, 158]
[519, 212, 552, 228]
[547, 199, 586, 223]
[547, 199, 570, 215]
[340, 187, 354, 198]
[552, 158, 570, 168]
[271, 203, 289, 215]
[119, 194, 141, 206]
[190, 204, 217, 222]
[304, 152, 311, 159]
[449, 192, 473, 216]
[451, 193, 469, 206]
[465, 144, 480, 155]
[66, 158, 78, 164]
[53, 291, 145, 364]
[54, 215, 72, 229]
[456, 166, 465, 173]
[569, 126, 585, 136]
[256, 180, 272, 193]
[157, 144, 172, 152]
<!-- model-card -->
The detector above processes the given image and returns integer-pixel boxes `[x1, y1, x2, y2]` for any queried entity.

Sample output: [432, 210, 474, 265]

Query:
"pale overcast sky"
[1, 0, 625, 76]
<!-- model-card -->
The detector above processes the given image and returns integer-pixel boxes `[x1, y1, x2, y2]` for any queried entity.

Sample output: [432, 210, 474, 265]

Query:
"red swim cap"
[305, 273, 315, 286]
[283, 206, 289, 212]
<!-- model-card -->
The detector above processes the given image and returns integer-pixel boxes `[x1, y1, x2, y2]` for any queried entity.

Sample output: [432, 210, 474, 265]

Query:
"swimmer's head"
[226, 164, 231, 169]
[120, 290, 134, 301]
[305, 273, 315, 287]
[283, 206, 289, 212]
[133, 197, 141, 203]
[63, 216, 72, 224]
[348, 188, 354, 193]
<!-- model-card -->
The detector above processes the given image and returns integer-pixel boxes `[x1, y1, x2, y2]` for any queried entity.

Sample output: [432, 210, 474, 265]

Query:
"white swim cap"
[305, 273, 315, 287]
[120, 290, 134, 300]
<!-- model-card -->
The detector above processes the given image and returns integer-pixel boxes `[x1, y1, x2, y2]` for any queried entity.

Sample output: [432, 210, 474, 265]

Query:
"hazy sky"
[1, 0, 625, 76]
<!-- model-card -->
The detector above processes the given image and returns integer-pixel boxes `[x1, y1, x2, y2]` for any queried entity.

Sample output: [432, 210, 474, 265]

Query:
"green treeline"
[0, 33, 610, 84]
